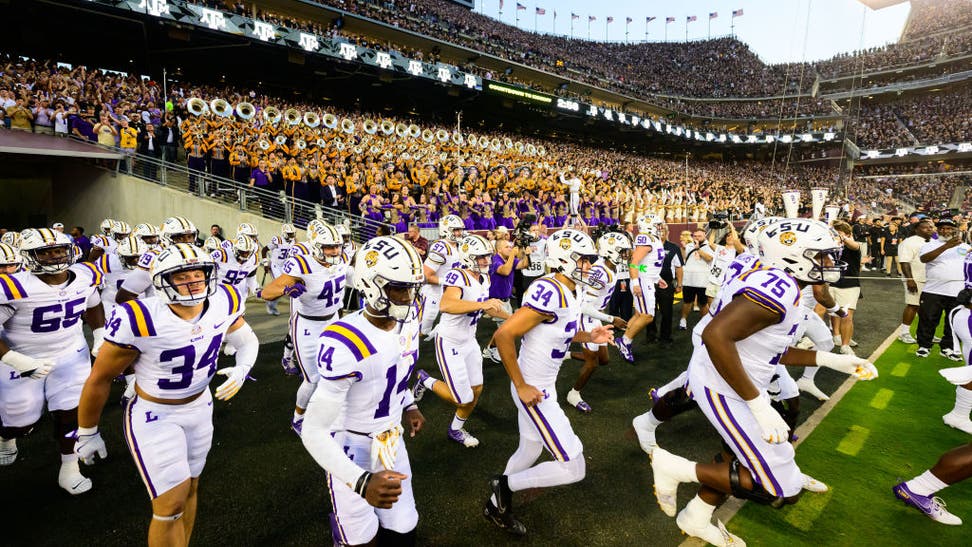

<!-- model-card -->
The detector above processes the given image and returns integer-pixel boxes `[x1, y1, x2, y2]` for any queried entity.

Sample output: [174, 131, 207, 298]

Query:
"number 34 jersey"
[282, 255, 350, 318]
[104, 284, 246, 400]
[689, 266, 802, 399]
[0, 263, 103, 360]
[519, 275, 581, 387]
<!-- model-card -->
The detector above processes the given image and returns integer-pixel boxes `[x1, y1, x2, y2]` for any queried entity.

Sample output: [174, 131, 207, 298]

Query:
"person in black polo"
[645, 223, 683, 344]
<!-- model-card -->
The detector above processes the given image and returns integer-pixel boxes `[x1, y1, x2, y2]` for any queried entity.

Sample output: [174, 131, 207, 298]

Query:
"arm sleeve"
[301, 378, 368, 486]
[119, 268, 153, 296]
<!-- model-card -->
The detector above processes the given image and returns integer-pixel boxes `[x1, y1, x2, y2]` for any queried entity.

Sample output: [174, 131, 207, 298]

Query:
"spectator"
[488, 239, 528, 320]
[830, 221, 862, 355]
[70, 226, 90, 258]
[210, 224, 225, 241]
[915, 218, 968, 359]
[53, 102, 69, 137]
[680, 229, 711, 330]
[646, 223, 683, 344]
[897, 218, 934, 344]
[156, 114, 180, 163]
[402, 224, 429, 258]
[118, 118, 137, 173]
[6, 98, 33, 131]
[32, 99, 53, 134]
[868, 218, 886, 272]
[137, 122, 160, 179]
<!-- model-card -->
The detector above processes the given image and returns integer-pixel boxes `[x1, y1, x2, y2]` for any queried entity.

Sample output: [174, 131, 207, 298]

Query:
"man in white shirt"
[680, 230, 711, 329]
[916, 218, 968, 359]
[898, 219, 934, 344]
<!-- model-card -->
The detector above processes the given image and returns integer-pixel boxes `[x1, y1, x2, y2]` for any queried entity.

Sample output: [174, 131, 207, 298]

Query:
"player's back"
[285, 254, 349, 318]
[583, 260, 616, 312]
[633, 234, 665, 282]
[518, 275, 580, 387]
[437, 268, 490, 341]
[211, 248, 257, 290]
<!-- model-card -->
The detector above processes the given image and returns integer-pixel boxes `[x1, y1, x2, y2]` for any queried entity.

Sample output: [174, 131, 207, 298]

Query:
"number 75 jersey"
[103, 284, 246, 400]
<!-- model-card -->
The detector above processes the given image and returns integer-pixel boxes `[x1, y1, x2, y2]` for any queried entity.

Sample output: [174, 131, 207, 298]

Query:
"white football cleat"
[898, 333, 917, 344]
[943, 413, 972, 435]
[797, 377, 830, 401]
[58, 460, 93, 495]
[650, 448, 686, 517]
[676, 512, 746, 546]
[632, 414, 657, 455]
[802, 474, 829, 493]
[0, 438, 17, 465]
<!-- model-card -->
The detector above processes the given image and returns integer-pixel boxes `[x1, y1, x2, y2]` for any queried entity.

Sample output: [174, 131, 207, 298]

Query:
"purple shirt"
[489, 253, 518, 299]
[250, 168, 270, 187]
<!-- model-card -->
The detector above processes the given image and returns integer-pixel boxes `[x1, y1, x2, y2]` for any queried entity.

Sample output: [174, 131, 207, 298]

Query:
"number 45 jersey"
[282, 254, 350, 318]
[689, 266, 802, 399]
[103, 284, 246, 400]
[518, 274, 581, 387]
[0, 263, 103, 360]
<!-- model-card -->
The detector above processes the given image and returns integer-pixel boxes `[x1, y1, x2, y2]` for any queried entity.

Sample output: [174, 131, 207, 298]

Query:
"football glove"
[214, 365, 251, 401]
[2, 350, 55, 379]
[816, 352, 879, 380]
[283, 283, 307, 298]
[91, 327, 106, 357]
[75, 427, 108, 465]
[746, 394, 790, 444]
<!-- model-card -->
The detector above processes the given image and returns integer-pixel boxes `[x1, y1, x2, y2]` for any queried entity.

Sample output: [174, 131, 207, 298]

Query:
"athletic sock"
[566, 389, 583, 406]
[681, 495, 716, 527]
[450, 414, 466, 432]
[801, 366, 819, 381]
[900, 323, 911, 335]
[422, 376, 438, 390]
[906, 470, 950, 496]
[949, 386, 972, 417]
[622, 336, 632, 345]
[60, 453, 78, 464]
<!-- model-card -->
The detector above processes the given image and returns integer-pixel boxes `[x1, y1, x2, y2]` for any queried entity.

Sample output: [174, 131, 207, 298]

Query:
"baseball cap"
[52, 222, 64, 229]
[936, 218, 957, 227]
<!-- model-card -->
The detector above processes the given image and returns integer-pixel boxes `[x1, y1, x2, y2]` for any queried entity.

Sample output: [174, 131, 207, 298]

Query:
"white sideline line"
[677, 328, 900, 547]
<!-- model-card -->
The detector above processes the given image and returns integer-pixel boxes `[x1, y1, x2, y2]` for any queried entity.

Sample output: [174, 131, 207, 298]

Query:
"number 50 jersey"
[104, 284, 246, 400]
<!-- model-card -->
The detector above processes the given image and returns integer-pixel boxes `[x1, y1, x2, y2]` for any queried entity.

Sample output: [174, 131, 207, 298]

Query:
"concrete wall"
[0, 157, 57, 229]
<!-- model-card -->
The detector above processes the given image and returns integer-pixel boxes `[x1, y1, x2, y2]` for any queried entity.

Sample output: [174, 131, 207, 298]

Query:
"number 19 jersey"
[438, 268, 490, 342]
[519, 275, 581, 387]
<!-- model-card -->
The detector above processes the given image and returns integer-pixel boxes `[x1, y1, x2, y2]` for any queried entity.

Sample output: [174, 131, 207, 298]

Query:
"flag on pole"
[499, 0, 504, 9]
[516, 3, 526, 11]
[589, 15, 596, 22]
[535, 7, 545, 15]
[709, 12, 718, 19]
[687, 15, 697, 22]
[647, 16, 656, 23]
[626, 17, 633, 24]
[607, 16, 614, 23]
[571, 12, 579, 20]
[732, 9, 744, 17]
[665, 16, 675, 23]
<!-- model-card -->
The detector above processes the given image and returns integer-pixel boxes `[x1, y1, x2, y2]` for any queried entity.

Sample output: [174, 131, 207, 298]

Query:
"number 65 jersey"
[518, 275, 581, 388]
[0, 263, 103, 360]
[104, 284, 246, 400]
[689, 266, 802, 399]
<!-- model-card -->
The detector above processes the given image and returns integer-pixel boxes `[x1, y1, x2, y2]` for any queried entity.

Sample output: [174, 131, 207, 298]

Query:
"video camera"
[513, 213, 538, 249]
[708, 211, 730, 230]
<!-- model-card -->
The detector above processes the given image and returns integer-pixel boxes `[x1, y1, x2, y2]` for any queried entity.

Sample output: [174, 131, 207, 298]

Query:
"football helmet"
[152, 243, 218, 306]
[335, 222, 353, 244]
[232, 234, 258, 263]
[203, 236, 223, 252]
[757, 218, 846, 284]
[110, 220, 132, 241]
[1, 231, 21, 248]
[306, 219, 327, 241]
[0, 242, 23, 272]
[281, 223, 297, 242]
[597, 231, 633, 265]
[457, 234, 493, 274]
[438, 214, 465, 242]
[19, 228, 76, 274]
[545, 229, 602, 290]
[116, 235, 148, 270]
[353, 236, 425, 321]
[741, 216, 782, 253]
[636, 214, 661, 237]
[100, 218, 115, 236]
[132, 222, 162, 249]
[310, 223, 343, 265]
[160, 217, 199, 245]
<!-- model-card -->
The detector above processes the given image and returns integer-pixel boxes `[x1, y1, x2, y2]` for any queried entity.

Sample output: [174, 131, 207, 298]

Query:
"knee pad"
[661, 387, 699, 415]
[377, 527, 416, 547]
[729, 459, 785, 508]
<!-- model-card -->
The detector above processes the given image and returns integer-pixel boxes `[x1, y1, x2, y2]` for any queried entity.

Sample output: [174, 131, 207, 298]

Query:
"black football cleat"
[483, 499, 527, 536]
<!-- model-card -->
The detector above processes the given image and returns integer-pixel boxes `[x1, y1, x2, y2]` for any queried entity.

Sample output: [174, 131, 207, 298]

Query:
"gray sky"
[473, 0, 912, 64]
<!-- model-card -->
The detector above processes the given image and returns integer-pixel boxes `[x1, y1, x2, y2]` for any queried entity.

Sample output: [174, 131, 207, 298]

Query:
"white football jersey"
[119, 246, 167, 297]
[518, 275, 581, 387]
[90, 234, 117, 254]
[949, 306, 972, 365]
[522, 237, 547, 278]
[211, 248, 259, 297]
[424, 240, 460, 296]
[0, 263, 102, 359]
[438, 268, 490, 341]
[267, 236, 296, 272]
[582, 259, 617, 312]
[633, 234, 665, 283]
[317, 311, 420, 435]
[691, 253, 764, 348]
[95, 252, 155, 313]
[282, 254, 350, 318]
[800, 285, 817, 310]
[343, 240, 357, 262]
[104, 284, 246, 400]
[707, 244, 738, 285]
[689, 266, 802, 399]
[289, 242, 311, 258]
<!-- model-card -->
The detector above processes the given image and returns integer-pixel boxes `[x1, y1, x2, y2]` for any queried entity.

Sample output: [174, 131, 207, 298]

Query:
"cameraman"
[489, 239, 530, 320]
[517, 224, 547, 303]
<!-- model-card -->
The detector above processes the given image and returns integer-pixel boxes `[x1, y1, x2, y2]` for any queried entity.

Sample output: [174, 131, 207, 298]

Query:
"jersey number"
[157, 335, 224, 390]
[222, 270, 249, 285]
[374, 363, 413, 419]
[550, 320, 578, 360]
[759, 272, 791, 298]
[30, 297, 87, 333]
[317, 275, 346, 307]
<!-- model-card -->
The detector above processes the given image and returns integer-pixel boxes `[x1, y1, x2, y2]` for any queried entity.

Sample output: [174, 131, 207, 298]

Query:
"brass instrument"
[304, 111, 320, 128]
[537, 145, 546, 157]
[421, 129, 433, 143]
[526, 143, 537, 156]
[316, 138, 327, 147]
[407, 124, 420, 139]
[235, 102, 255, 120]
[515, 141, 525, 153]
[395, 123, 408, 138]
[380, 120, 395, 135]
[211, 98, 232, 118]
[322, 113, 338, 129]
[341, 118, 355, 134]
[436, 129, 449, 143]
[478, 136, 489, 149]
[504, 137, 513, 149]
[285, 108, 301, 126]
[263, 106, 282, 125]
[258, 138, 271, 150]
[452, 132, 464, 146]
[363, 119, 378, 135]
[296, 139, 307, 150]
[275, 135, 287, 145]
[334, 140, 345, 151]
[490, 137, 501, 152]
[187, 97, 209, 116]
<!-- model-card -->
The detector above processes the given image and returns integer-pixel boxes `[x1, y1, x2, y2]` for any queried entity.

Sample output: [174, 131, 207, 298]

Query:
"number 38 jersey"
[104, 284, 246, 400]
[282, 254, 349, 318]
[689, 266, 802, 400]
[519, 275, 581, 387]
[438, 268, 490, 342]
[0, 264, 102, 360]
[317, 311, 419, 435]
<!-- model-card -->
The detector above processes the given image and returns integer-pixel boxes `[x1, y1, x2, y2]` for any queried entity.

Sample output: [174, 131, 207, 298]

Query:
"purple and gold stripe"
[519, 399, 570, 462]
[434, 336, 462, 403]
[325, 472, 350, 545]
[633, 288, 651, 315]
[220, 284, 242, 315]
[294, 243, 309, 256]
[98, 254, 111, 274]
[321, 322, 377, 361]
[0, 274, 27, 300]
[123, 396, 160, 499]
[78, 261, 103, 287]
[456, 269, 472, 286]
[737, 267, 762, 281]
[293, 254, 313, 275]
[704, 387, 782, 496]
[291, 315, 312, 382]
[738, 287, 786, 318]
[122, 300, 157, 337]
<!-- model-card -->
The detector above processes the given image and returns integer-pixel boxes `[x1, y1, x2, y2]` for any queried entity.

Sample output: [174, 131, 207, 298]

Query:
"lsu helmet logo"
[364, 250, 379, 268]
[559, 238, 572, 251]
[461, 243, 470, 253]
[779, 232, 797, 246]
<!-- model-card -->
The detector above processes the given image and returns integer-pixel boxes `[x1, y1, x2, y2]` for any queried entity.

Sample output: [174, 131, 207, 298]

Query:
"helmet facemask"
[800, 248, 846, 284]
[156, 264, 218, 306]
[566, 251, 603, 290]
[372, 277, 421, 322]
[313, 243, 343, 266]
[23, 243, 75, 274]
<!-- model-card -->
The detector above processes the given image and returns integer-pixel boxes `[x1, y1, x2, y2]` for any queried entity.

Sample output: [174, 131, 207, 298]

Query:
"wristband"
[826, 304, 840, 314]
[353, 471, 373, 497]
[77, 426, 98, 436]
[405, 403, 418, 412]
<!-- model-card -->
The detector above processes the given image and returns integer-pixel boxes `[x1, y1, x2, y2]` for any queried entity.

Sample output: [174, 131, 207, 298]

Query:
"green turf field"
[729, 330, 972, 546]
[5, 277, 901, 546]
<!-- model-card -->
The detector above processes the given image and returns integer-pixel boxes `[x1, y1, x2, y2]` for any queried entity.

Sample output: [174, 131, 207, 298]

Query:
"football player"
[116, 217, 199, 304]
[336, 222, 357, 262]
[88, 218, 121, 260]
[275, 220, 323, 375]
[617, 214, 666, 362]
[419, 215, 465, 338]
[211, 235, 260, 299]
[75, 243, 259, 546]
[132, 222, 163, 250]
[301, 236, 426, 546]
[412, 235, 508, 447]
[485, 229, 615, 536]
[565, 231, 630, 413]
[260, 223, 350, 435]
[0, 242, 23, 274]
[0, 228, 106, 494]
[649, 219, 878, 546]
[263, 223, 298, 316]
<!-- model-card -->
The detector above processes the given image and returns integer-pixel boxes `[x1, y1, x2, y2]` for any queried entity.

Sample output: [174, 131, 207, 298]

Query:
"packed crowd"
[901, 0, 972, 41]
[853, 85, 972, 149]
